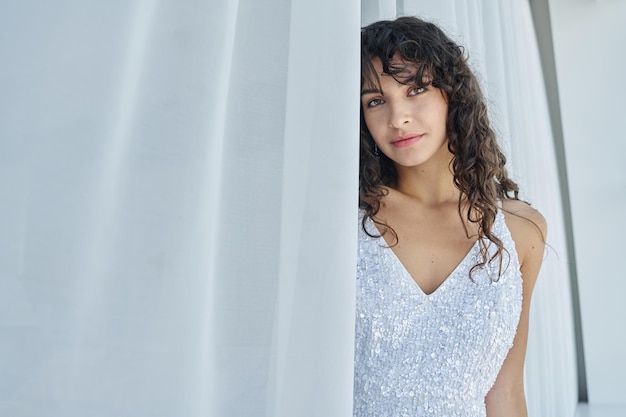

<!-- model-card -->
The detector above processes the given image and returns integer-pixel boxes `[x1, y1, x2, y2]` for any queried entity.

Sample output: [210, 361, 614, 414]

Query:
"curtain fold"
[1, 1, 358, 416]
[264, 1, 360, 415]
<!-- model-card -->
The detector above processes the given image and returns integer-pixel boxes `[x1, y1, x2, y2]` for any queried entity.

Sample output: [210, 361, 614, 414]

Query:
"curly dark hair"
[360, 16, 520, 276]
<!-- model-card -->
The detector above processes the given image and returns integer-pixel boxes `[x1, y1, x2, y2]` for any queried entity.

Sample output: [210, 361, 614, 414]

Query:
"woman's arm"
[485, 200, 547, 417]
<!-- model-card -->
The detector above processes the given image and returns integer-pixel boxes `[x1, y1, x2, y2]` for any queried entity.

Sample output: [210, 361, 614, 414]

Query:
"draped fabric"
[1, 1, 576, 416]
[0, 1, 358, 416]
[362, 1, 578, 416]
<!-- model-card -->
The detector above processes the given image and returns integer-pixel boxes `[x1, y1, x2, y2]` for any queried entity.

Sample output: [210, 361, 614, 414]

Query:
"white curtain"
[2, 0, 578, 416]
[362, 1, 578, 416]
[0, 1, 359, 416]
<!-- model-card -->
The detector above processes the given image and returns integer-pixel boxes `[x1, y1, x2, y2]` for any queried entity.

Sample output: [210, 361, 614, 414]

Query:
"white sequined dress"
[354, 209, 522, 417]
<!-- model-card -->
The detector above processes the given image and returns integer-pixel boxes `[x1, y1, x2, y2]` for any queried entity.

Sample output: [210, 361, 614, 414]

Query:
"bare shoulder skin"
[485, 199, 547, 417]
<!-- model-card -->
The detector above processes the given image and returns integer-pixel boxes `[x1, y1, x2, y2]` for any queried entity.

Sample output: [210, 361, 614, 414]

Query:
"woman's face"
[361, 56, 449, 170]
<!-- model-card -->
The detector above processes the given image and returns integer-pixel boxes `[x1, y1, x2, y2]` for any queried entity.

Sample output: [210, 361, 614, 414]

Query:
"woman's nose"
[388, 102, 412, 128]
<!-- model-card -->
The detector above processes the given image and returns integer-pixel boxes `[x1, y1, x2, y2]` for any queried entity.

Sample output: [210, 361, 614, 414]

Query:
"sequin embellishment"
[354, 209, 522, 417]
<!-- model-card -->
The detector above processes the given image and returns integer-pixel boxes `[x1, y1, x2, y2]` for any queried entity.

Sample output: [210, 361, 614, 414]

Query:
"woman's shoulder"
[500, 198, 547, 266]
[500, 199, 547, 236]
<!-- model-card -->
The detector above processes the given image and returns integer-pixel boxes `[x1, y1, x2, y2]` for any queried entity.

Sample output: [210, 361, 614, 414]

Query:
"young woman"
[354, 17, 546, 417]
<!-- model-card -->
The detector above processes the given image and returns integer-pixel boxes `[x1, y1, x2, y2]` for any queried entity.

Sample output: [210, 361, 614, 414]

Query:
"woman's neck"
[392, 152, 459, 206]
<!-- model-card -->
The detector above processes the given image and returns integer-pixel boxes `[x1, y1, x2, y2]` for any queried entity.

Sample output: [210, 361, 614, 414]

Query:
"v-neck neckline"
[387, 237, 479, 297]
[365, 216, 481, 298]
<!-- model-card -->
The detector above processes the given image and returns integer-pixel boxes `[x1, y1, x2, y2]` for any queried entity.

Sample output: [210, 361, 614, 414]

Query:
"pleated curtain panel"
[0, 0, 576, 416]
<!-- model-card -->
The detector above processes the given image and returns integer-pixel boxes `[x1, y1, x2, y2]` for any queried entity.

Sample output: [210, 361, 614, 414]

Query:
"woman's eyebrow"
[361, 88, 381, 96]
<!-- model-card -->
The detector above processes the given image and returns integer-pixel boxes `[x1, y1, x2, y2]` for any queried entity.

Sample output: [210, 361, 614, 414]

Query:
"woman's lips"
[391, 134, 423, 148]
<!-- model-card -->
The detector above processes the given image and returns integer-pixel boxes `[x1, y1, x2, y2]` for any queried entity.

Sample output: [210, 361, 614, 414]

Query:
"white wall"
[548, 0, 626, 405]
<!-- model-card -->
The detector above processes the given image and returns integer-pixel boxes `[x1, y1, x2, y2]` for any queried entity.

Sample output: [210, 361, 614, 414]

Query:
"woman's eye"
[367, 98, 385, 108]
[409, 86, 426, 96]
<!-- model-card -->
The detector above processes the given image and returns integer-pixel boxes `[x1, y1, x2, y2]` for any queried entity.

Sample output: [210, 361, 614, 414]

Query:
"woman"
[354, 17, 546, 417]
